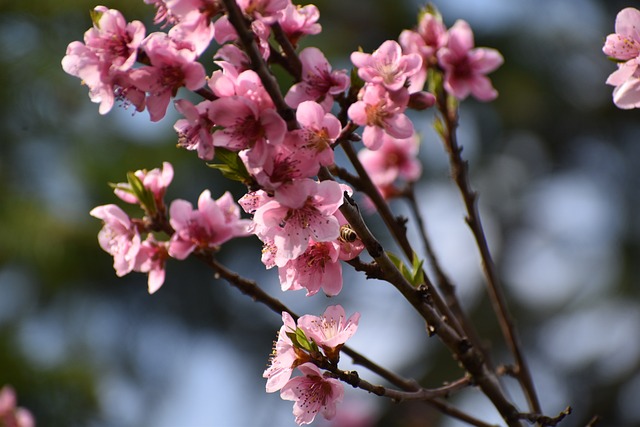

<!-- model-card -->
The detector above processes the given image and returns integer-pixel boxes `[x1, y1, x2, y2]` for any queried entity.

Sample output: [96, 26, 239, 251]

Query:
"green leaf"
[207, 147, 252, 185]
[410, 253, 425, 287]
[286, 328, 319, 354]
[89, 9, 104, 28]
[126, 172, 157, 215]
[387, 251, 414, 285]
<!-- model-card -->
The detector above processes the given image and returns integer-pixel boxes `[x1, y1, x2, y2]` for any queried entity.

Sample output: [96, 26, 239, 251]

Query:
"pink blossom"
[295, 100, 341, 167]
[334, 211, 364, 261]
[0, 386, 35, 427]
[351, 40, 422, 92]
[237, 0, 290, 24]
[129, 33, 206, 121]
[168, 190, 252, 259]
[347, 84, 414, 150]
[61, 8, 147, 115]
[603, 8, 640, 109]
[114, 162, 174, 207]
[603, 8, 640, 61]
[437, 20, 503, 101]
[238, 189, 271, 214]
[399, 11, 448, 92]
[280, 363, 344, 425]
[278, 240, 343, 296]
[209, 65, 274, 110]
[358, 133, 421, 195]
[264, 312, 300, 393]
[174, 99, 216, 160]
[208, 96, 286, 151]
[285, 47, 350, 109]
[90, 204, 141, 277]
[84, 6, 146, 72]
[240, 132, 320, 190]
[298, 305, 360, 352]
[253, 179, 343, 262]
[213, 16, 272, 61]
[277, 4, 321, 46]
[134, 235, 170, 294]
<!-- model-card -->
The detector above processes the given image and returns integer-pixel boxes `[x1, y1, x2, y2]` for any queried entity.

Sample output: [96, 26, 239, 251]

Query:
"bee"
[338, 224, 358, 243]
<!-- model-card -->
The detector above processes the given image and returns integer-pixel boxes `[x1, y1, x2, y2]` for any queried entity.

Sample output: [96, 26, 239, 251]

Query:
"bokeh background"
[1, 0, 639, 425]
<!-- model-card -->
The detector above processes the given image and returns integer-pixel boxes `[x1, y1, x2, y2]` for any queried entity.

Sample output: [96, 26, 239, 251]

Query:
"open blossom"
[351, 40, 422, 92]
[0, 386, 35, 427]
[237, 0, 290, 24]
[90, 204, 141, 277]
[347, 83, 414, 150]
[358, 133, 421, 196]
[61, 7, 146, 115]
[209, 96, 286, 151]
[134, 235, 170, 294]
[297, 305, 360, 356]
[263, 311, 300, 393]
[285, 47, 350, 110]
[174, 99, 216, 160]
[169, 190, 252, 259]
[129, 33, 206, 121]
[399, 11, 448, 92]
[252, 179, 344, 263]
[277, 4, 321, 46]
[278, 240, 343, 296]
[295, 100, 340, 167]
[437, 20, 503, 101]
[280, 363, 344, 425]
[603, 8, 640, 109]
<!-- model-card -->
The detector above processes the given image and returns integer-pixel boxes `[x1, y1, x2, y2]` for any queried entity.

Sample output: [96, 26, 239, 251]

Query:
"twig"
[517, 407, 572, 427]
[435, 92, 541, 416]
[220, 0, 296, 127]
[271, 22, 302, 81]
[319, 166, 524, 427]
[405, 186, 495, 372]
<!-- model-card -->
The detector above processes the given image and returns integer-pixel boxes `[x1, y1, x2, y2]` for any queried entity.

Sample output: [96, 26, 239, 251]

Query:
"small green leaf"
[286, 328, 319, 354]
[207, 147, 252, 185]
[387, 251, 414, 285]
[89, 9, 104, 28]
[433, 116, 446, 141]
[126, 172, 157, 215]
[410, 253, 425, 287]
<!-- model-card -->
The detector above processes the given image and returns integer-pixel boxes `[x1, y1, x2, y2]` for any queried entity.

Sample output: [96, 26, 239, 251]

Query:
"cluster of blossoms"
[0, 386, 34, 427]
[264, 306, 359, 425]
[90, 162, 252, 293]
[63, 1, 502, 424]
[603, 7, 640, 109]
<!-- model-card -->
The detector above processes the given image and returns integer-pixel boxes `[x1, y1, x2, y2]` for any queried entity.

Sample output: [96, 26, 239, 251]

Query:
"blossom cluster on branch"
[56, 0, 627, 426]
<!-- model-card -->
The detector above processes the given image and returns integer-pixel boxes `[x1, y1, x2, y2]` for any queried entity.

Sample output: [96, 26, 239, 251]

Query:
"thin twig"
[436, 92, 541, 416]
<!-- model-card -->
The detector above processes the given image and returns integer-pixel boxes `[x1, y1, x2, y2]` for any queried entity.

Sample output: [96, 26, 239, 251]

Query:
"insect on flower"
[338, 224, 358, 242]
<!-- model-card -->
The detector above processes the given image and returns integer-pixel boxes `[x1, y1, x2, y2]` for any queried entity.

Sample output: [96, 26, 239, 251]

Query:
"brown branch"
[271, 22, 302, 81]
[404, 186, 496, 373]
[319, 166, 524, 427]
[435, 92, 541, 416]
[220, 0, 296, 127]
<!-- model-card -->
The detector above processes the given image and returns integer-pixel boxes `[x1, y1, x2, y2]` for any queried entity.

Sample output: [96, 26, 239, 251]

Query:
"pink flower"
[114, 162, 174, 208]
[209, 95, 286, 151]
[277, 4, 321, 46]
[603, 8, 640, 109]
[285, 47, 349, 109]
[174, 99, 216, 160]
[134, 235, 170, 294]
[295, 100, 341, 167]
[399, 11, 448, 92]
[237, 0, 290, 24]
[437, 20, 503, 101]
[358, 133, 421, 196]
[253, 179, 343, 263]
[90, 204, 141, 277]
[278, 240, 343, 296]
[351, 40, 422, 92]
[0, 386, 35, 427]
[347, 84, 414, 150]
[298, 305, 360, 353]
[61, 7, 147, 115]
[168, 190, 252, 259]
[603, 8, 640, 61]
[240, 132, 320, 190]
[263, 312, 300, 393]
[280, 363, 344, 425]
[129, 33, 206, 121]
